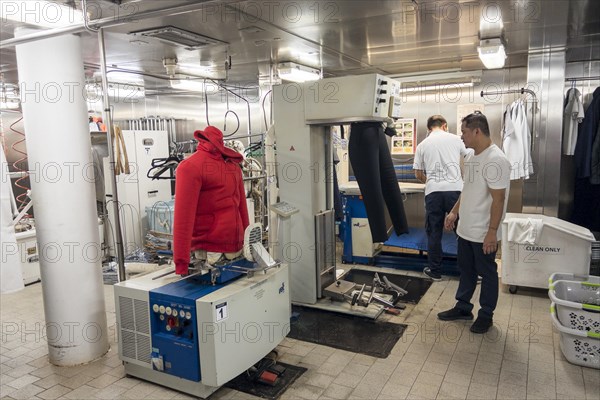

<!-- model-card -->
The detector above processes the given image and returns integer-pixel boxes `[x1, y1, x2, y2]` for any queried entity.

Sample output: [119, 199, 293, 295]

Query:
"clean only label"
[215, 302, 228, 322]
[523, 245, 562, 253]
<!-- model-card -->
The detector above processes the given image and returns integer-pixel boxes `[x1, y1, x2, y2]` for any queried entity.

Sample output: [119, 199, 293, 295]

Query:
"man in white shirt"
[440, 112, 511, 334]
[413, 115, 469, 281]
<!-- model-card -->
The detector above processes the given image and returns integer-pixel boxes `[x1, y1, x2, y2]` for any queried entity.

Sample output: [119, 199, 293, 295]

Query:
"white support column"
[0, 142, 24, 294]
[15, 29, 109, 366]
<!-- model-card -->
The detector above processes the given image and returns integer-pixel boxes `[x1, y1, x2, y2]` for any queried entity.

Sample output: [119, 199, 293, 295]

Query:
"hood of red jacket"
[194, 126, 243, 163]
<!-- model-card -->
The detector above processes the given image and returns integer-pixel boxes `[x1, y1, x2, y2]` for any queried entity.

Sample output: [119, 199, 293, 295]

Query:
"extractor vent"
[121, 330, 136, 360]
[118, 297, 134, 331]
[130, 26, 227, 50]
[118, 295, 151, 365]
[136, 334, 151, 364]
[134, 299, 149, 334]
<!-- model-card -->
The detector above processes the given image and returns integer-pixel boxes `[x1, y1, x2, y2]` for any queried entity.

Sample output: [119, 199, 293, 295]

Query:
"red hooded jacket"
[173, 126, 249, 274]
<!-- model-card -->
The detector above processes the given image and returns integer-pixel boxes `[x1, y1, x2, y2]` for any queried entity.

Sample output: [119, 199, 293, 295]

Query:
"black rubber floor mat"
[288, 305, 406, 358]
[224, 362, 307, 400]
[342, 268, 432, 304]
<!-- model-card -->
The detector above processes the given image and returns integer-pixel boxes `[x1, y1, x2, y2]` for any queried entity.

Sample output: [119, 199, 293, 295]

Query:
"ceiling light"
[93, 71, 144, 86]
[400, 82, 475, 93]
[108, 83, 145, 99]
[85, 83, 145, 101]
[170, 79, 210, 92]
[478, 38, 506, 69]
[0, 1, 83, 29]
[277, 62, 320, 83]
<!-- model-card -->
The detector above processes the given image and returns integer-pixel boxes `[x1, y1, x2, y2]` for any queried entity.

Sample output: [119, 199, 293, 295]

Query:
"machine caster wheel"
[509, 285, 518, 294]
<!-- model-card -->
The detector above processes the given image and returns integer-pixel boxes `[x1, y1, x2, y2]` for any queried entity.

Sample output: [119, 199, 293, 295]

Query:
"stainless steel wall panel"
[523, 51, 567, 216]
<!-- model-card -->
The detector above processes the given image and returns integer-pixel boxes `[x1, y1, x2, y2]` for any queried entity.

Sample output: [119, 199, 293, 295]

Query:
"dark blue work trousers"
[424, 191, 461, 274]
[455, 236, 499, 319]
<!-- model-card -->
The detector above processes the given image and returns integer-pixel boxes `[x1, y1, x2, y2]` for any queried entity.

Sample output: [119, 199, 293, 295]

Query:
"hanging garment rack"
[480, 87, 538, 102]
[565, 76, 600, 82]
[480, 87, 538, 153]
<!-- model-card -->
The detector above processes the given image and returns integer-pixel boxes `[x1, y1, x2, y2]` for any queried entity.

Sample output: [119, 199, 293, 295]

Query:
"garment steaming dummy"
[173, 126, 249, 275]
[348, 122, 409, 242]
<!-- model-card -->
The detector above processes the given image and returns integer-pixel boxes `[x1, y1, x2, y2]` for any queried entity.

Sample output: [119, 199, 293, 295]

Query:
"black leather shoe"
[470, 317, 493, 334]
[437, 307, 474, 321]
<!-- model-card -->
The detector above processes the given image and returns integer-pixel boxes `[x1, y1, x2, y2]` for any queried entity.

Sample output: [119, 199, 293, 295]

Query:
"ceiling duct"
[129, 26, 227, 50]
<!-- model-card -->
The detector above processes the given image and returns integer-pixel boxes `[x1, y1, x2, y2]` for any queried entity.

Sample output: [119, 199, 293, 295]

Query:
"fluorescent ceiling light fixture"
[1, 1, 84, 29]
[94, 71, 144, 86]
[170, 79, 208, 92]
[108, 83, 145, 99]
[478, 38, 506, 69]
[400, 82, 475, 93]
[277, 62, 320, 83]
[85, 83, 145, 101]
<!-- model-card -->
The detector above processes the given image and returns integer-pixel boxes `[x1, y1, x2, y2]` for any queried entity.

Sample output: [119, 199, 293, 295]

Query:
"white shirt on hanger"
[502, 99, 533, 180]
[563, 88, 585, 156]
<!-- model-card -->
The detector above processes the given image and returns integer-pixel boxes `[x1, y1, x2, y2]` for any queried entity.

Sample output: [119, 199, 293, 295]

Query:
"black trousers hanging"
[349, 122, 409, 242]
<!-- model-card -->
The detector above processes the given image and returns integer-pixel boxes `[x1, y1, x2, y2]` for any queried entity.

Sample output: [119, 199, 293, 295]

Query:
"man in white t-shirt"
[413, 115, 469, 281]
[440, 112, 511, 334]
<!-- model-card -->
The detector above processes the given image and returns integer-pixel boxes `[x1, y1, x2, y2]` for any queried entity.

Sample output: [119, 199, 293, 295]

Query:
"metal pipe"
[222, 132, 265, 141]
[208, 79, 252, 137]
[565, 76, 600, 82]
[81, 0, 99, 33]
[98, 28, 127, 281]
[243, 174, 267, 182]
[480, 88, 537, 99]
[1, 1, 226, 49]
[170, 118, 176, 145]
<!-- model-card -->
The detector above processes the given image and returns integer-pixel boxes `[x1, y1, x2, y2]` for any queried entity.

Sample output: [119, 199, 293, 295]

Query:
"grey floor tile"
[0, 264, 571, 400]
[37, 384, 71, 400]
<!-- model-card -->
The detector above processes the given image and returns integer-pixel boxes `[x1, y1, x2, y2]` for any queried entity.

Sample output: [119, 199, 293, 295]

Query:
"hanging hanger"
[147, 154, 182, 180]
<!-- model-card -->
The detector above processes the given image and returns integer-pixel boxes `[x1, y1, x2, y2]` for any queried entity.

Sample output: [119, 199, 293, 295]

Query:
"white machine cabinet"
[15, 229, 40, 285]
[501, 213, 596, 292]
[114, 264, 290, 398]
[104, 130, 171, 255]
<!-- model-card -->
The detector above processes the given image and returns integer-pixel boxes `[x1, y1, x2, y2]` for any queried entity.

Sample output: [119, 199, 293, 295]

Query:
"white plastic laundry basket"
[551, 305, 599, 369]
[549, 273, 600, 286]
[549, 280, 600, 335]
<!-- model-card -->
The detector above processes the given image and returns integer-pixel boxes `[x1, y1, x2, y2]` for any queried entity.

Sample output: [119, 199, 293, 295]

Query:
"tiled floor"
[1, 264, 599, 400]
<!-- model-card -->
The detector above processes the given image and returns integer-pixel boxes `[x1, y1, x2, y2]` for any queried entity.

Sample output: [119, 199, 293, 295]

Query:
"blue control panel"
[148, 260, 253, 382]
